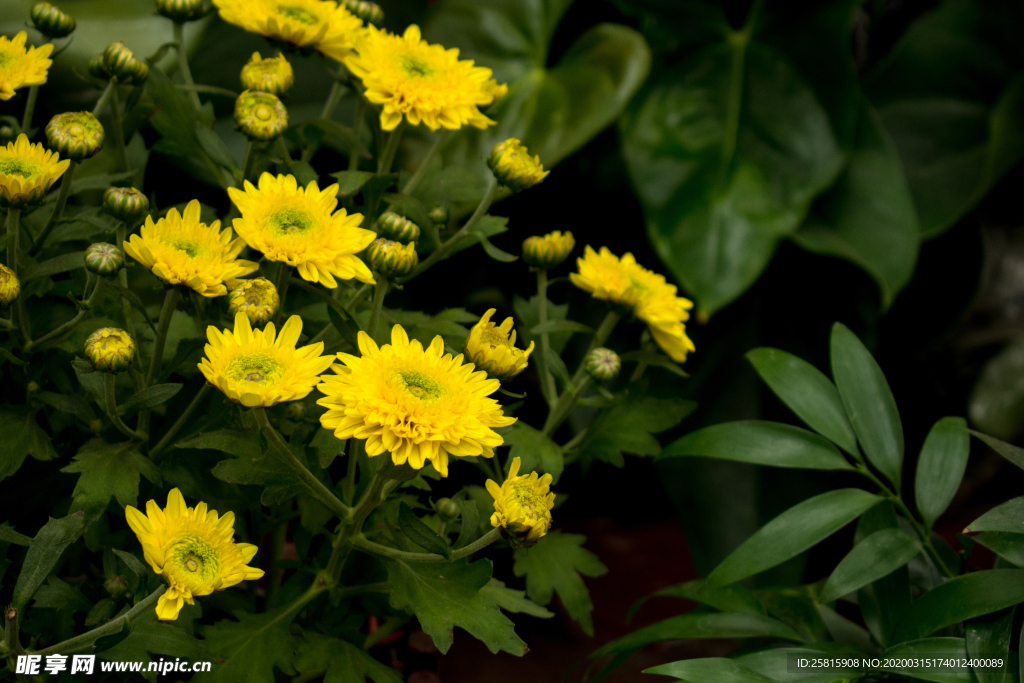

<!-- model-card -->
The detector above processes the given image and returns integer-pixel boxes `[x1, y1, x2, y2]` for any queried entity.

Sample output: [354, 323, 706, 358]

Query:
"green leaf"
[117, 383, 184, 417]
[915, 417, 970, 529]
[67, 171, 136, 196]
[969, 333, 1024, 441]
[970, 430, 1024, 472]
[513, 531, 607, 636]
[198, 602, 305, 682]
[61, 440, 161, 519]
[478, 234, 519, 263]
[513, 293, 572, 355]
[619, 350, 689, 378]
[883, 638, 975, 683]
[176, 429, 261, 459]
[819, 528, 921, 603]
[293, 631, 401, 683]
[708, 488, 881, 587]
[13, 513, 86, 612]
[296, 118, 367, 157]
[620, 40, 843, 314]
[479, 579, 554, 620]
[385, 557, 529, 655]
[383, 193, 434, 232]
[830, 322, 904, 490]
[310, 428, 345, 469]
[856, 502, 912, 648]
[211, 447, 308, 506]
[591, 611, 802, 659]
[112, 549, 148, 586]
[645, 658, 778, 682]
[966, 607, 1015, 683]
[628, 580, 765, 622]
[330, 170, 376, 197]
[972, 532, 1024, 568]
[579, 391, 696, 467]
[398, 502, 451, 558]
[0, 522, 32, 547]
[35, 391, 98, 424]
[735, 644, 862, 682]
[0, 346, 27, 366]
[22, 251, 84, 282]
[0, 410, 57, 483]
[454, 497, 480, 550]
[530, 320, 593, 336]
[659, 420, 853, 471]
[891, 569, 1024, 644]
[195, 123, 239, 174]
[503, 422, 564, 483]
[32, 576, 91, 613]
[100, 609, 214, 669]
[746, 347, 859, 456]
[328, 303, 361, 351]
[968, 497, 1024, 533]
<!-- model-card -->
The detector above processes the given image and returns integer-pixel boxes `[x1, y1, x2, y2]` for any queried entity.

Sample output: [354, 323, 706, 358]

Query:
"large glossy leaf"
[819, 528, 921, 603]
[620, 37, 843, 314]
[891, 569, 1024, 644]
[646, 658, 777, 682]
[883, 638, 975, 683]
[830, 322, 905, 490]
[708, 488, 881, 587]
[659, 420, 853, 470]
[915, 417, 970, 530]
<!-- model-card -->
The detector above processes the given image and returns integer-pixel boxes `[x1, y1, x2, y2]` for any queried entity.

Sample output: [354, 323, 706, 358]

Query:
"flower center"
[170, 239, 203, 257]
[67, 124, 85, 137]
[397, 370, 442, 401]
[0, 159, 39, 179]
[170, 534, 220, 584]
[246, 296, 262, 307]
[228, 353, 284, 385]
[0, 53, 12, 67]
[255, 105, 273, 121]
[511, 483, 544, 517]
[480, 330, 511, 352]
[270, 208, 314, 235]
[400, 57, 434, 78]
[277, 5, 319, 24]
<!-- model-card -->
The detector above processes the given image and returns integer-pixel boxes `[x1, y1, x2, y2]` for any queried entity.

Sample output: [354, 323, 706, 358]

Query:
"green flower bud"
[45, 111, 104, 161]
[85, 328, 135, 373]
[585, 347, 620, 381]
[522, 231, 575, 270]
[428, 205, 448, 226]
[435, 498, 460, 522]
[240, 52, 294, 97]
[286, 402, 306, 421]
[378, 211, 420, 244]
[84, 242, 124, 277]
[0, 264, 20, 306]
[366, 238, 418, 279]
[234, 90, 288, 141]
[0, 126, 14, 145]
[102, 42, 149, 85]
[344, 0, 384, 25]
[487, 138, 550, 193]
[156, 0, 205, 22]
[103, 186, 150, 224]
[103, 575, 129, 597]
[26, 381, 41, 395]
[87, 54, 110, 80]
[89, 418, 104, 434]
[30, 2, 76, 39]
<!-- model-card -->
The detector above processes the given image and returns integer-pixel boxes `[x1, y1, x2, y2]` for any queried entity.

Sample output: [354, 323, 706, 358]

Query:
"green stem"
[149, 383, 211, 461]
[398, 176, 499, 283]
[266, 508, 288, 609]
[6, 207, 19, 272]
[145, 288, 181, 388]
[352, 528, 502, 563]
[29, 159, 77, 256]
[4, 605, 25, 656]
[108, 84, 131, 173]
[23, 275, 103, 352]
[275, 263, 292, 322]
[240, 140, 255, 183]
[174, 22, 202, 112]
[103, 373, 146, 440]
[401, 131, 447, 195]
[253, 407, 353, 521]
[342, 439, 361, 506]
[363, 615, 408, 650]
[325, 460, 393, 582]
[35, 587, 165, 657]
[377, 121, 405, 175]
[115, 223, 139, 358]
[715, 0, 761, 193]
[345, 283, 369, 309]
[366, 278, 388, 339]
[308, 322, 332, 346]
[91, 80, 116, 118]
[536, 269, 557, 407]
[20, 85, 39, 134]
[275, 136, 295, 176]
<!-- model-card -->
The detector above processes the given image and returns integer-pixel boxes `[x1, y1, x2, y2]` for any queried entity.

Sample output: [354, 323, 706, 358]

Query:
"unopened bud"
[228, 277, 279, 327]
[103, 575, 129, 597]
[156, 0, 205, 22]
[367, 238, 417, 279]
[435, 498, 460, 522]
[84, 242, 124, 276]
[0, 264, 20, 305]
[378, 211, 420, 244]
[45, 111, 104, 161]
[85, 328, 135, 373]
[487, 138, 549, 193]
[103, 186, 150, 224]
[585, 347, 620, 381]
[31, 2, 76, 38]
[428, 205, 448, 226]
[522, 231, 574, 270]
[344, 0, 384, 24]
[102, 42, 149, 85]
[235, 90, 288, 141]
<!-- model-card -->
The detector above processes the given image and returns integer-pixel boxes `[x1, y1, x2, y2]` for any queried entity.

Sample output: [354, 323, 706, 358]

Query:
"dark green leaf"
[398, 502, 451, 558]
[0, 346, 27, 366]
[0, 522, 32, 547]
[514, 294, 572, 355]
[211, 447, 308, 506]
[969, 333, 1024, 441]
[971, 533, 1024, 568]
[175, 429, 261, 459]
[480, 579, 553, 619]
[580, 391, 696, 467]
[892, 569, 1024, 644]
[383, 193, 433, 231]
[199, 602, 304, 682]
[478, 234, 518, 263]
[915, 417, 970, 529]
[968, 497, 1024, 533]
[94, 621, 134, 655]
[68, 171, 135, 196]
[513, 531, 607, 636]
[970, 430, 1024, 472]
[32, 576, 91, 613]
[530, 320, 593, 336]
[966, 607, 1015, 683]
[195, 123, 239, 174]
[112, 549, 148, 585]
[100, 609, 213, 666]
[108, 281, 159, 336]
[310, 428, 345, 469]
[328, 303, 361, 351]
[735, 644, 862, 683]
[158, 337, 206, 382]
[35, 391, 98, 423]
[293, 631, 401, 683]
[659, 420, 853, 471]
[330, 170, 376, 197]
[820, 528, 921, 603]
[13, 513, 86, 612]
[831, 322, 904, 489]
[883, 638, 974, 683]
[0, 410, 57, 482]
[296, 118, 367, 157]
[628, 580, 765, 622]
[61, 440, 161, 519]
[645, 658, 778, 682]
[503, 422, 564, 483]
[22, 251, 85, 282]
[454, 497, 480, 550]
[117, 383, 183, 417]
[856, 502, 912, 648]
[74, 357, 106, 399]
[708, 488, 881, 587]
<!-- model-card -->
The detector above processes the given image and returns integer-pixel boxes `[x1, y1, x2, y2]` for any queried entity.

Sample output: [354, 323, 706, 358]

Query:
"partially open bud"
[367, 238, 417, 279]
[464, 308, 534, 382]
[85, 328, 135, 373]
[487, 138, 549, 193]
[585, 347, 620, 381]
[522, 231, 574, 270]
[30, 1, 77, 39]
[240, 52, 294, 97]
[486, 457, 554, 548]
[103, 186, 150, 224]
[428, 205, 448, 226]
[378, 211, 420, 244]
[156, 0, 205, 22]
[227, 277, 279, 327]
[435, 497, 461, 522]
[45, 111, 104, 162]
[234, 90, 288, 141]
[0, 264, 20, 305]
[85, 243, 124, 277]
[102, 42, 149, 85]
[344, 0, 384, 25]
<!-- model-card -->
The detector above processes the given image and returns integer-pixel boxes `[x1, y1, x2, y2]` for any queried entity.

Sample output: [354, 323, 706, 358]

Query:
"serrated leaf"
[503, 423, 564, 483]
[211, 447, 308, 506]
[176, 429, 261, 459]
[13, 513, 87, 612]
[117, 383, 183, 417]
[330, 170, 376, 197]
[0, 522, 32, 547]
[62, 440, 161, 519]
[32, 576, 91, 613]
[398, 502, 451, 558]
[102, 609, 215, 670]
[480, 579, 554, 619]
[0, 410, 57, 483]
[198, 603, 305, 683]
[454, 498, 480, 550]
[293, 631, 401, 683]
[35, 391, 97, 424]
[579, 391, 696, 467]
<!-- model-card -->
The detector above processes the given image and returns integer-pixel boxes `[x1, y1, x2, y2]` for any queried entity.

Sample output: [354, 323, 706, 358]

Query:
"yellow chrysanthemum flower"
[486, 456, 555, 546]
[123, 200, 258, 297]
[522, 231, 574, 270]
[0, 134, 70, 209]
[212, 0, 364, 62]
[228, 173, 375, 288]
[317, 325, 516, 477]
[240, 52, 294, 96]
[570, 246, 695, 363]
[0, 263, 20, 305]
[0, 32, 53, 101]
[487, 139, 549, 192]
[126, 488, 264, 621]
[345, 25, 507, 132]
[199, 311, 335, 407]
[85, 327, 135, 373]
[464, 308, 534, 382]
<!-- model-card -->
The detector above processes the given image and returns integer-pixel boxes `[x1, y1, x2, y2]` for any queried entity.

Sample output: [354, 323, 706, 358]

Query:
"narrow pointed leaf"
[660, 420, 853, 470]
[820, 528, 921, 603]
[915, 417, 969, 529]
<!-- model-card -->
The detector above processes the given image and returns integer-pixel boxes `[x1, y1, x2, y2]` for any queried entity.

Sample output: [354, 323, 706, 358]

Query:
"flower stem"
[145, 288, 181, 388]
[4, 605, 25, 657]
[342, 439, 362, 505]
[253, 406, 353, 521]
[240, 140, 255, 183]
[115, 225, 139, 388]
[34, 587, 165, 657]
[401, 130, 448, 195]
[108, 84, 131, 174]
[326, 460, 393, 581]
[6, 207, 19, 273]
[174, 22, 202, 112]
[29, 159, 77, 256]
[275, 136, 295, 176]
[352, 527, 502, 563]
[542, 311, 619, 436]
[536, 269, 557, 407]
[377, 121, 405, 175]
[20, 85, 39, 134]
[23, 275, 104, 352]
[91, 80, 117, 118]
[345, 282, 369, 309]
[103, 373, 147, 440]
[275, 263, 292, 322]
[149, 383, 211, 461]
[366, 278, 388, 339]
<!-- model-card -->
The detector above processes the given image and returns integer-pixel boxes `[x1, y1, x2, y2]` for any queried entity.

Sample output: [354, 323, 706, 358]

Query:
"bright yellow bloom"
[199, 312, 335, 407]
[123, 200, 258, 297]
[0, 263, 20, 305]
[228, 173, 375, 288]
[487, 139, 549, 192]
[0, 32, 53, 101]
[486, 456, 555, 546]
[522, 231, 574, 270]
[0, 134, 70, 209]
[240, 52, 294, 96]
[346, 25, 506, 132]
[571, 246, 695, 363]
[464, 308, 534, 382]
[85, 327, 135, 373]
[317, 325, 516, 477]
[212, 0, 364, 62]
[126, 488, 264, 621]
[227, 277, 279, 327]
